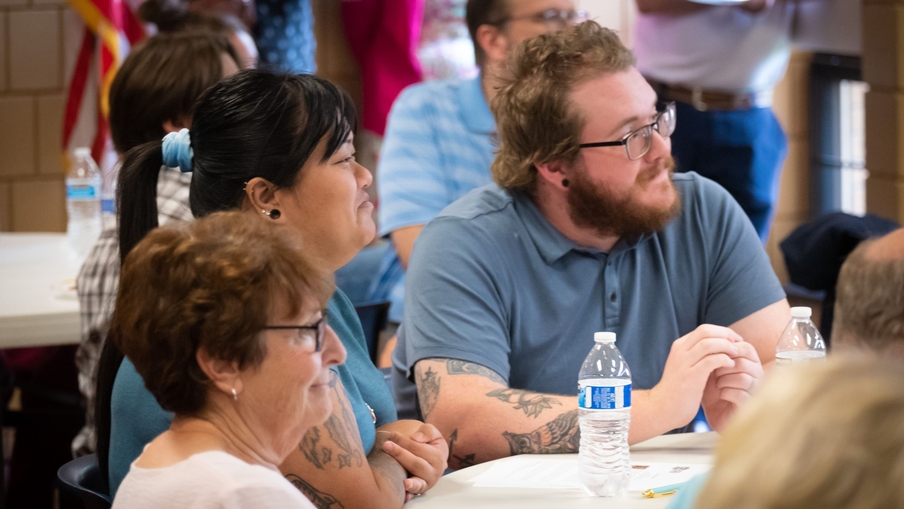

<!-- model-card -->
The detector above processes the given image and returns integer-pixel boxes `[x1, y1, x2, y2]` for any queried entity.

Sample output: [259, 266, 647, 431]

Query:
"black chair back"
[57, 454, 112, 509]
[354, 301, 391, 365]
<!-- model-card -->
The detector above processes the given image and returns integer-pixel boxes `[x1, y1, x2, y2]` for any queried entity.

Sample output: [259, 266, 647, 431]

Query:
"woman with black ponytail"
[107, 70, 448, 507]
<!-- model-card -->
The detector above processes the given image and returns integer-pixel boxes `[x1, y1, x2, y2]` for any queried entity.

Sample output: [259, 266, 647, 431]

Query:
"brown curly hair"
[110, 211, 334, 415]
[490, 21, 635, 195]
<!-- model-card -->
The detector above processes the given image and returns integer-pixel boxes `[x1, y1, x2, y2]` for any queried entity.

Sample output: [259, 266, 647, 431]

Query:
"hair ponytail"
[117, 141, 166, 263]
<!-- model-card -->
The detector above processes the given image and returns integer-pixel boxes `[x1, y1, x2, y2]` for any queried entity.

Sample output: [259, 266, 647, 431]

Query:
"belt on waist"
[645, 78, 771, 112]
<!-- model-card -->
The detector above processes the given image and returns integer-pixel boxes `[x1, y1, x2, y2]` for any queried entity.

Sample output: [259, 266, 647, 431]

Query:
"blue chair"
[57, 454, 112, 509]
[354, 301, 392, 365]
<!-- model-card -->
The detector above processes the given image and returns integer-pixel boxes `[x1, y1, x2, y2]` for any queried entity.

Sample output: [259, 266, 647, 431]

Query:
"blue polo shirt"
[108, 289, 396, 496]
[392, 173, 785, 418]
[375, 76, 497, 323]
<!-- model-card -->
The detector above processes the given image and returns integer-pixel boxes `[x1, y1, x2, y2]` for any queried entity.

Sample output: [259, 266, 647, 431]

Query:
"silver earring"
[262, 209, 270, 216]
[231, 387, 238, 401]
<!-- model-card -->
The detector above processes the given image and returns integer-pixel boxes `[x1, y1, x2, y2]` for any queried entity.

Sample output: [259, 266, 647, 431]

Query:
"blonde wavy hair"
[696, 354, 904, 509]
[490, 21, 635, 195]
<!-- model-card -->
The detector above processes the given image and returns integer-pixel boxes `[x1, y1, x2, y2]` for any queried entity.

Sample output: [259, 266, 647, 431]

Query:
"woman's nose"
[355, 162, 373, 189]
[322, 325, 347, 366]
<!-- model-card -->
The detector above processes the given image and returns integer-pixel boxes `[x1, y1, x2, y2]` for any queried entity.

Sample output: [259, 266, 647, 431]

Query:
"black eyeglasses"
[263, 309, 329, 353]
[578, 102, 677, 161]
[499, 9, 588, 30]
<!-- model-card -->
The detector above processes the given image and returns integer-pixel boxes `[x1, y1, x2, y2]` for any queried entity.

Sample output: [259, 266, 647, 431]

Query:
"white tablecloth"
[408, 432, 716, 509]
[0, 233, 81, 349]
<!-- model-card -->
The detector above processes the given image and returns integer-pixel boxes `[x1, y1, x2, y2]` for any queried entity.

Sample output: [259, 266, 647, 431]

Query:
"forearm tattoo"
[501, 410, 581, 455]
[286, 474, 345, 509]
[448, 428, 476, 470]
[486, 388, 563, 418]
[416, 366, 440, 419]
[446, 359, 506, 385]
[298, 372, 364, 470]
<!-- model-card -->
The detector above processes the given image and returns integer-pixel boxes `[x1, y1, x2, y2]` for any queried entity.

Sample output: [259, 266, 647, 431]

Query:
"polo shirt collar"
[459, 74, 496, 134]
[512, 191, 648, 264]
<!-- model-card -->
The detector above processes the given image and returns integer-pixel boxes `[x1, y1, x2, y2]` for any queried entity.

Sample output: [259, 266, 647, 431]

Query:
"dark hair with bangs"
[109, 31, 239, 154]
[116, 69, 357, 262]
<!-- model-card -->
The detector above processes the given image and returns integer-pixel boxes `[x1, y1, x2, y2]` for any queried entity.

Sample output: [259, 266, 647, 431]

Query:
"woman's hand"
[380, 422, 449, 495]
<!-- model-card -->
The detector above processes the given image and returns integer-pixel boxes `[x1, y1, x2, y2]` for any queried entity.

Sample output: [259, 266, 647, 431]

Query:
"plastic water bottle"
[578, 331, 632, 497]
[66, 147, 102, 259]
[775, 306, 826, 364]
[100, 166, 117, 231]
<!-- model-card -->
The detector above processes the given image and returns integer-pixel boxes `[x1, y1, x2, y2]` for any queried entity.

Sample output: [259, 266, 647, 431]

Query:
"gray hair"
[833, 235, 904, 354]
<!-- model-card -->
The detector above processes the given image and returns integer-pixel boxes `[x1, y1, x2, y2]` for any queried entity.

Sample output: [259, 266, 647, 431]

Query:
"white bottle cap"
[74, 147, 91, 158]
[594, 331, 616, 343]
[790, 306, 812, 318]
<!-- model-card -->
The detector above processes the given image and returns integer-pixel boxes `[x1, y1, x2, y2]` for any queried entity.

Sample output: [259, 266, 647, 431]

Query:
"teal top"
[107, 289, 397, 497]
[665, 473, 709, 509]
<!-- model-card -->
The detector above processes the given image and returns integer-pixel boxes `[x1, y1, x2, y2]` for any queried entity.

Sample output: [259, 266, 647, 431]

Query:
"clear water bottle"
[577, 331, 632, 497]
[775, 306, 826, 364]
[66, 147, 102, 260]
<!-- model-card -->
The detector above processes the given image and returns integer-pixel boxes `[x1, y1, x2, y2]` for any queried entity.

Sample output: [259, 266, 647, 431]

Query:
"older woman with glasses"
[110, 211, 345, 508]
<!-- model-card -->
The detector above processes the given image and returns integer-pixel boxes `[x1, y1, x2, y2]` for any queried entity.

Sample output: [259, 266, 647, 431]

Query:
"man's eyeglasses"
[578, 102, 677, 161]
[501, 9, 588, 30]
[264, 309, 329, 353]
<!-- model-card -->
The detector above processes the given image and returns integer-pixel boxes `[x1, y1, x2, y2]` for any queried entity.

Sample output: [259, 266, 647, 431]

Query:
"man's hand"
[702, 340, 764, 431]
[380, 422, 449, 495]
[649, 325, 742, 429]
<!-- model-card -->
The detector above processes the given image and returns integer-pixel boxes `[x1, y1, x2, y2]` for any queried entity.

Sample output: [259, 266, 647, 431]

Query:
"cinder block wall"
[862, 0, 904, 223]
[0, 0, 72, 232]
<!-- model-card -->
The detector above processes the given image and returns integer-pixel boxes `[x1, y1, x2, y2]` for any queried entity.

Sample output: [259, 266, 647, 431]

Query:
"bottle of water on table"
[578, 331, 632, 497]
[66, 147, 102, 260]
[775, 306, 826, 364]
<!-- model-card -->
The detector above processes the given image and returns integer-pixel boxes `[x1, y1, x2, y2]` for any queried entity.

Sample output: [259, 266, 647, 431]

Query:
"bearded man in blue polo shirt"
[392, 21, 792, 468]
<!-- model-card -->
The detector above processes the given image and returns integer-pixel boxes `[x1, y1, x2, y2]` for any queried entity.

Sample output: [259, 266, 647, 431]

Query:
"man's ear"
[196, 347, 243, 399]
[535, 160, 572, 191]
[244, 177, 284, 221]
[475, 24, 509, 66]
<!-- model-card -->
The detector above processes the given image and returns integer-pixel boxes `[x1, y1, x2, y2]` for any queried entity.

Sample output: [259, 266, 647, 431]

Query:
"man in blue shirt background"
[375, 0, 587, 324]
[393, 21, 791, 468]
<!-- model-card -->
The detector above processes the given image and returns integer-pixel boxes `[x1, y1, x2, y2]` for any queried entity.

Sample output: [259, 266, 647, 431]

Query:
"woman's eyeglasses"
[264, 309, 329, 352]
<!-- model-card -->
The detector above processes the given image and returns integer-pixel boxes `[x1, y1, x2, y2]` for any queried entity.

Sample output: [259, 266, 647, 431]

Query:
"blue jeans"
[670, 102, 787, 243]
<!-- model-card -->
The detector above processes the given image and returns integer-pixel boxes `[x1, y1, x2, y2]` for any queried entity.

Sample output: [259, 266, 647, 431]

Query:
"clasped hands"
[379, 420, 449, 500]
[654, 324, 765, 433]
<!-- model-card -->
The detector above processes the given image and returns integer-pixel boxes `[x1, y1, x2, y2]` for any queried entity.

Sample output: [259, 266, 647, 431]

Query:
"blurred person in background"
[692, 354, 904, 509]
[138, 0, 260, 68]
[76, 31, 240, 460]
[633, 0, 796, 242]
[832, 228, 904, 359]
[110, 212, 345, 508]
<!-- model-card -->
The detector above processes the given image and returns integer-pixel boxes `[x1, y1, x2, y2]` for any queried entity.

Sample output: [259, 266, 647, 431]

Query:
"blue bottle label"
[578, 384, 631, 410]
[67, 184, 98, 199]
